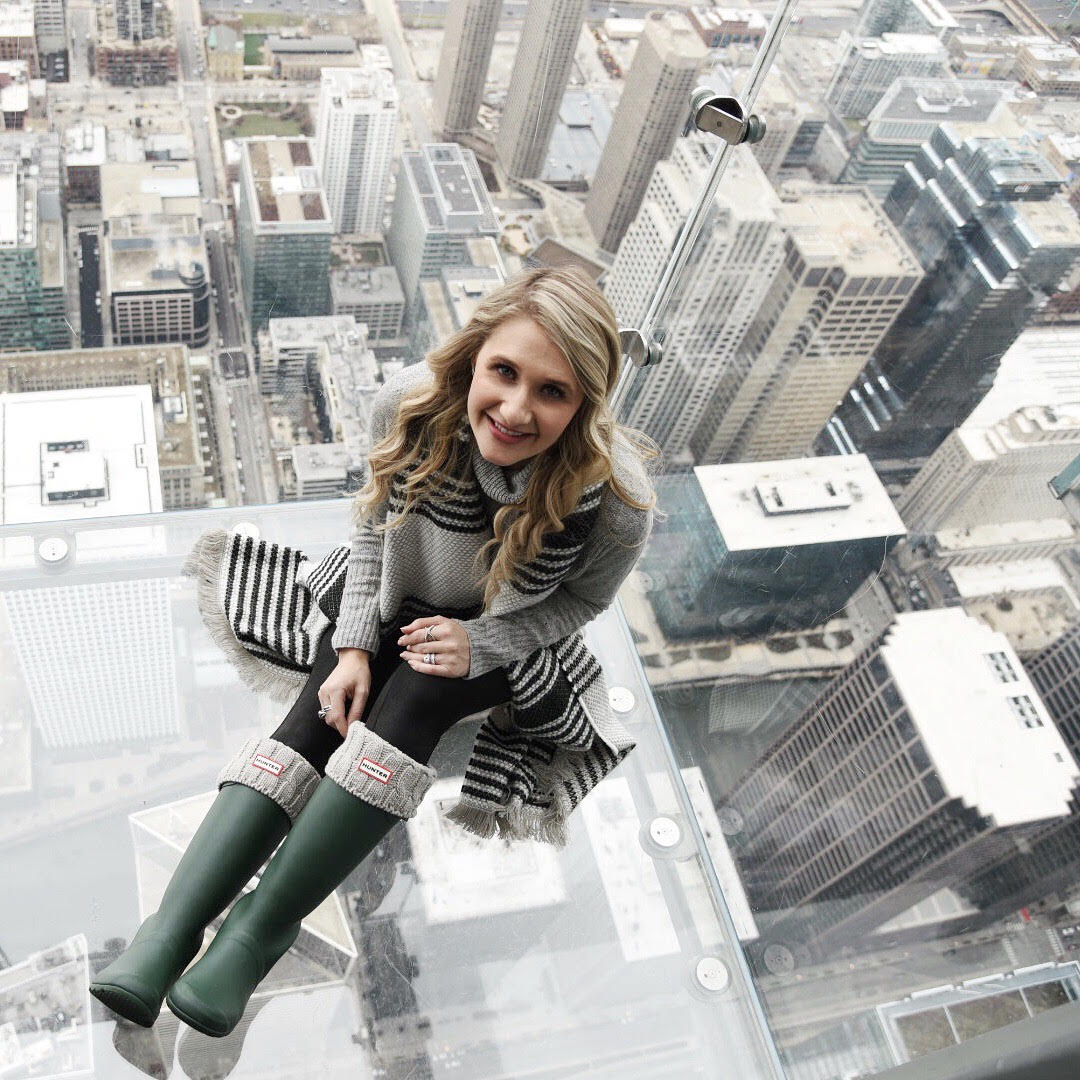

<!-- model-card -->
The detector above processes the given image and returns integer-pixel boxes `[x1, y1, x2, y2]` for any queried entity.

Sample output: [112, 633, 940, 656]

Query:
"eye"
[493, 363, 565, 399]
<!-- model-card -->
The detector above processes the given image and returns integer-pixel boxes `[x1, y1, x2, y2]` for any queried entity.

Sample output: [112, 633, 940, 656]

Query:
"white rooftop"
[0, 385, 162, 524]
[934, 516, 1075, 551]
[965, 326, 1080, 428]
[949, 556, 1080, 610]
[884, 608, 1080, 827]
[694, 452, 906, 551]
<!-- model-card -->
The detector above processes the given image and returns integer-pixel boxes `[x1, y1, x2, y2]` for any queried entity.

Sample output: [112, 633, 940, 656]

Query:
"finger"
[327, 688, 347, 733]
[400, 644, 448, 663]
[346, 690, 366, 729]
[402, 652, 452, 677]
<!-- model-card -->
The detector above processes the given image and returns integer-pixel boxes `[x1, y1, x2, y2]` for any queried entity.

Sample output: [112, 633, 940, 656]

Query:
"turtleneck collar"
[455, 414, 537, 504]
[470, 440, 537, 505]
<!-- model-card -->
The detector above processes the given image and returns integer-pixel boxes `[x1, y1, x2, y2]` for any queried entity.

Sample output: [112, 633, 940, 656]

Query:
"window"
[1008, 695, 1043, 728]
[985, 651, 1019, 683]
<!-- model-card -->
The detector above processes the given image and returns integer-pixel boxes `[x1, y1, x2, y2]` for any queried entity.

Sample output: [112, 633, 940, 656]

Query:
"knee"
[368, 662, 446, 721]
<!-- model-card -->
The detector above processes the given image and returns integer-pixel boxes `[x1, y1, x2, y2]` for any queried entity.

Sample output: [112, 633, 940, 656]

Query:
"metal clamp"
[688, 87, 766, 146]
[619, 328, 663, 370]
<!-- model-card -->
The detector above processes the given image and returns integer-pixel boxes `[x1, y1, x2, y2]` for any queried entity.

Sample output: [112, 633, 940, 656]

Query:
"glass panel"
[5, 0, 1077, 1074]
[5, 0, 799, 1068]
[602, 0, 1080, 1076]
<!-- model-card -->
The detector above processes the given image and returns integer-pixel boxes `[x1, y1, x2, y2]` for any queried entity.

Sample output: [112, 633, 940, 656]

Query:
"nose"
[502, 387, 534, 430]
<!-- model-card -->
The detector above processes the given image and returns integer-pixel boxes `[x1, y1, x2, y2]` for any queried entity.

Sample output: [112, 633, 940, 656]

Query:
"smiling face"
[467, 315, 584, 469]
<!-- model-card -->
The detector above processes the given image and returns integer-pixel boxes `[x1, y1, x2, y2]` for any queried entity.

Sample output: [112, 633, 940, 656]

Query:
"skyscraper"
[856, 0, 957, 38]
[432, 0, 501, 140]
[831, 131, 1080, 463]
[314, 66, 398, 235]
[726, 607, 1080, 948]
[0, 139, 68, 352]
[840, 77, 1012, 199]
[386, 143, 499, 314]
[496, 0, 588, 179]
[954, 618, 1080, 925]
[897, 405, 1080, 534]
[825, 33, 950, 120]
[237, 137, 333, 334]
[605, 136, 783, 458]
[706, 187, 921, 464]
[584, 11, 706, 254]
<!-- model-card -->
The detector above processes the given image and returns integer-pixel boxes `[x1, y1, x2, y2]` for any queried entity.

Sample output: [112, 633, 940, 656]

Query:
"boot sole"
[89, 982, 159, 1028]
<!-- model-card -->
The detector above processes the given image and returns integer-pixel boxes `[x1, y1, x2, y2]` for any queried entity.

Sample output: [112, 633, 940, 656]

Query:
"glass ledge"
[0, 500, 781, 1079]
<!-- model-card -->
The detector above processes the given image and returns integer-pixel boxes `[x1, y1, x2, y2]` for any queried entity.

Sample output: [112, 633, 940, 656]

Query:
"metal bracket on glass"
[619, 327, 663, 370]
[689, 87, 766, 146]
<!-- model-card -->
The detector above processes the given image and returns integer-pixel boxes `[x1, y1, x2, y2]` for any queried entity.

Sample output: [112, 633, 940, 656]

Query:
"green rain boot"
[90, 738, 320, 1027]
[165, 722, 437, 1038]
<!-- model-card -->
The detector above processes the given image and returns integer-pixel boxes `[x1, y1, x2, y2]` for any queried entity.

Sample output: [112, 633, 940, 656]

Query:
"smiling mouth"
[487, 414, 531, 437]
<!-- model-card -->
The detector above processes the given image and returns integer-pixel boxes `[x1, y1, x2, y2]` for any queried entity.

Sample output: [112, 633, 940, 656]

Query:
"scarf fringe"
[181, 528, 306, 706]
[442, 786, 575, 850]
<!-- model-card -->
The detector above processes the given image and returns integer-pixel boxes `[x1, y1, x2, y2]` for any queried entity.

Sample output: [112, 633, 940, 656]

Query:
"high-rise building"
[825, 33, 951, 120]
[257, 314, 371, 423]
[749, 67, 827, 182]
[897, 405, 1080, 534]
[0, 137, 68, 352]
[605, 136, 783, 459]
[955, 616, 1080, 925]
[432, 0, 501, 140]
[314, 66, 398, 236]
[856, 0, 957, 39]
[33, 0, 67, 59]
[386, 143, 499, 314]
[412, 261, 505, 359]
[639, 452, 905, 640]
[726, 607, 1080, 948]
[584, 11, 706, 254]
[840, 78, 1014, 198]
[331, 266, 406, 344]
[705, 187, 921, 464]
[100, 162, 210, 349]
[831, 131, 1080, 464]
[496, 0, 588, 179]
[237, 137, 334, 334]
[0, 343, 207, 515]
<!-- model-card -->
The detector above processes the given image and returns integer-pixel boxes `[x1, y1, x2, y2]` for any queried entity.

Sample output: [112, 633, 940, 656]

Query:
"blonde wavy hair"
[350, 265, 666, 613]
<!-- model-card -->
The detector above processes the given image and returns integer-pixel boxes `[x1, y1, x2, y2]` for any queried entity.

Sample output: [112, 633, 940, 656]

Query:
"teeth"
[491, 416, 524, 436]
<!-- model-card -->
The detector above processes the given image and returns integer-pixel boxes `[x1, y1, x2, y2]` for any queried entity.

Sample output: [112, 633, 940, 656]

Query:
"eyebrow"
[488, 355, 575, 393]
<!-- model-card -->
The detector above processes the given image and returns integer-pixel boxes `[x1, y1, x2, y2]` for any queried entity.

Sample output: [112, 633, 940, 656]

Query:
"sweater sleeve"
[331, 383, 397, 656]
[458, 504, 654, 680]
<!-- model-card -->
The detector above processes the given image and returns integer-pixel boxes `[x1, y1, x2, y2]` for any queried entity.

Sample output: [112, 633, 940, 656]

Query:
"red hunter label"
[251, 754, 285, 777]
[357, 757, 394, 784]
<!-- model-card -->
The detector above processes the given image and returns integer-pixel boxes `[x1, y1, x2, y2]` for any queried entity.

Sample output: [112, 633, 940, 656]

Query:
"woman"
[90, 265, 663, 1038]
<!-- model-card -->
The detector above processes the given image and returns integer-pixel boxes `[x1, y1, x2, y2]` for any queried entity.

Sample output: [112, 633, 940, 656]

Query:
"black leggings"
[268, 621, 513, 773]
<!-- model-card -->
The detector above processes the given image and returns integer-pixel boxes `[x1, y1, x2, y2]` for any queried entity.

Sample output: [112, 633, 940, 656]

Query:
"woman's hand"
[319, 650, 372, 738]
[398, 616, 471, 678]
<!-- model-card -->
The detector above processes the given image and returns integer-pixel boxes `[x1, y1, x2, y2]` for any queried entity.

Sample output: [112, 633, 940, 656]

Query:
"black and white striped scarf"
[182, 454, 637, 849]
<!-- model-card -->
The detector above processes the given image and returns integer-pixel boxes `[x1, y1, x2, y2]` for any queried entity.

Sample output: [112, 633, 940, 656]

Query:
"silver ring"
[425, 652, 436, 665]
[425, 627, 436, 641]
[318, 704, 330, 718]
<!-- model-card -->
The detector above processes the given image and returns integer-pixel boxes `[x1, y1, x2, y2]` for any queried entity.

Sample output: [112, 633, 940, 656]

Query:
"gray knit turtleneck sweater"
[331, 362, 655, 680]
